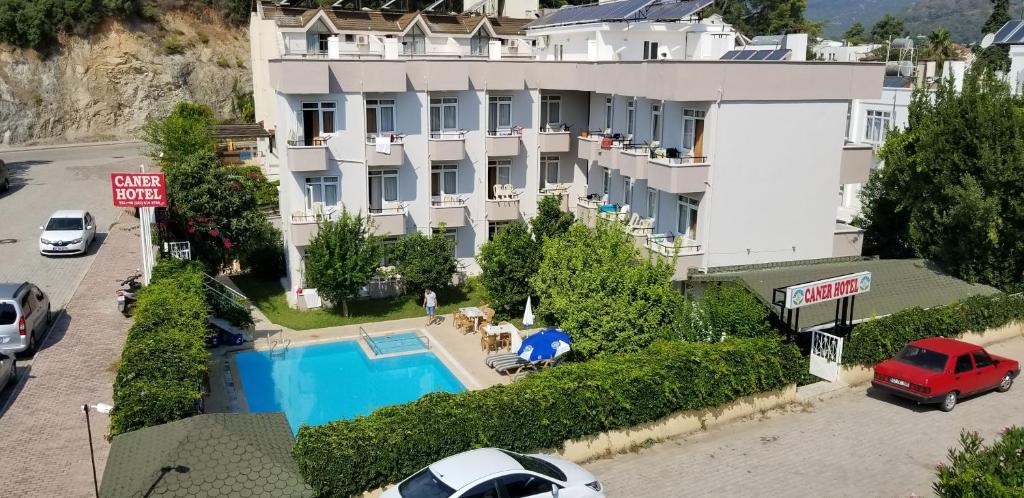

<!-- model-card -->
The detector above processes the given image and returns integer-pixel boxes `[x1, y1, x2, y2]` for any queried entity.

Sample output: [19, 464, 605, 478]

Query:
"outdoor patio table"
[459, 306, 485, 331]
[483, 323, 519, 352]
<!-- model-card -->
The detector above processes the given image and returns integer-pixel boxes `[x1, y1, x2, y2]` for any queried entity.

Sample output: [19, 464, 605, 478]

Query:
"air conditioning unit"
[355, 34, 369, 45]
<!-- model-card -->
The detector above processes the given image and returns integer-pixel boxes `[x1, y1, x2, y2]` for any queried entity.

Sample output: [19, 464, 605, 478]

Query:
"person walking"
[423, 288, 438, 326]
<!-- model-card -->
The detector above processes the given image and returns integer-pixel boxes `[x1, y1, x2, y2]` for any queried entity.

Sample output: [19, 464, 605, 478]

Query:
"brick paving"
[0, 213, 140, 497]
[585, 337, 1024, 498]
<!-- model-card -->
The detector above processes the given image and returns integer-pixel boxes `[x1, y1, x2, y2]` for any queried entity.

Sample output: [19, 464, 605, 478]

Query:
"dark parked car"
[0, 159, 9, 192]
[873, 337, 1019, 412]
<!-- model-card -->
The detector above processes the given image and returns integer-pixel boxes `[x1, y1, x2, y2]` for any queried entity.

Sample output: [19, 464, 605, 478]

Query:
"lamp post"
[83, 402, 113, 498]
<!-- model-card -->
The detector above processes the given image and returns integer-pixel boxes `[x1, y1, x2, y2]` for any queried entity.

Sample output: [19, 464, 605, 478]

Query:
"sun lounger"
[484, 352, 520, 368]
[491, 355, 535, 374]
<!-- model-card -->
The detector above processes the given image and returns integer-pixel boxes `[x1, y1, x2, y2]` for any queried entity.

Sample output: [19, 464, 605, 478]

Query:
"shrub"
[477, 221, 540, 320]
[530, 194, 574, 242]
[162, 34, 186, 55]
[678, 283, 774, 342]
[304, 210, 382, 316]
[293, 336, 803, 497]
[934, 427, 1024, 497]
[843, 293, 1024, 367]
[392, 230, 457, 295]
[110, 261, 210, 436]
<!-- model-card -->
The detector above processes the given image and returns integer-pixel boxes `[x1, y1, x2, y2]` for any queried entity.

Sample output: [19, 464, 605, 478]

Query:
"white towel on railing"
[375, 135, 391, 154]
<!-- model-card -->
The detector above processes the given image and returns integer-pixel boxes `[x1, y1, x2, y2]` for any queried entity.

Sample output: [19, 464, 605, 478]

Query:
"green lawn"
[231, 274, 487, 330]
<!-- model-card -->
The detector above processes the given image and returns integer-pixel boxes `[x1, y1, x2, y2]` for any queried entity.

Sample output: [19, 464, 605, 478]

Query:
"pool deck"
[206, 283, 535, 414]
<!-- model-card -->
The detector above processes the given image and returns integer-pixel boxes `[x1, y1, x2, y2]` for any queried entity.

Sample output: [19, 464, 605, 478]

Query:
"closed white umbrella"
[523, 297, 535, 328]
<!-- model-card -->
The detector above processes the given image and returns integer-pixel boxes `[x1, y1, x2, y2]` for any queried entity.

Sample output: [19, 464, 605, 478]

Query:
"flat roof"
[210, 122, 273, 139]
[692, 258, 1000, 329]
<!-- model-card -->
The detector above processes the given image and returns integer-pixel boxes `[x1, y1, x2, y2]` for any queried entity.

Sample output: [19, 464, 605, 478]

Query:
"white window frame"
[602, 167, 610, 195]
[489, 95, 512, 131]
[540, 156, 559, 190]
[431, 164, 458, 197]
[646, 187, 658, 220]
[643, 41, 660, 60]
[430, 97, 459, 134]
[623, 176, 633, 206]
[300, 101, 337, 137]
[304, 176, 340, 212]
[626, 100, 636, 137]
[553, 44, 564, 61]
[864, 109, 891, 144]
[541, 95, 562, 128]
[682, 109, 706, 152]
[651, 104, 663, 144]
[604, 97, 613, 131]
[677, 194, 699, 239]
[366, 99, 396, 136]
[488, 159, 512, 190]
[433, 227, 458, 256]
[367, 169, 399, 209]
[488, 221, 511, 240]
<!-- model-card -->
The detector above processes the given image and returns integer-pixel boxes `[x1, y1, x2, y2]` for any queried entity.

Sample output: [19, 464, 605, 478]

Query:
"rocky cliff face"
[0, 9, 252, 146]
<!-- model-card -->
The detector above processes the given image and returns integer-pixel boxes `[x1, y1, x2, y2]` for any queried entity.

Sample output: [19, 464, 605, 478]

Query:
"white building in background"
[249, 0, 882, 306]
[813, 40, 881, 62]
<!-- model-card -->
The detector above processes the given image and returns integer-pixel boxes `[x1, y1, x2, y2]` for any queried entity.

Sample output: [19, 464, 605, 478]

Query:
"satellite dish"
[981, 33, 996, 49]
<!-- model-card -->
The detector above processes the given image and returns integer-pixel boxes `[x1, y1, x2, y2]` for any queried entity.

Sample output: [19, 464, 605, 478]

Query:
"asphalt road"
[0, 142, 146, 388]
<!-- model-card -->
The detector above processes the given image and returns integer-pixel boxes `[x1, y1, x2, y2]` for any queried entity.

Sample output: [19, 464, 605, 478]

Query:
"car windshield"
[45, 217, 83, 231]
[894, 345, 948, 373]
[397, 468, 455, 498]
[0, 302, 15, 325]
[499, 450, 567, 481]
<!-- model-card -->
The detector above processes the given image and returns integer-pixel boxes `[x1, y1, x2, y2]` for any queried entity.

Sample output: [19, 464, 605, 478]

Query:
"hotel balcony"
[616, 146, 651, 180]
[428, 131, 466, 162]
[539, 186, 572, 213]
[430, 196, 469, 228]
[575, 196, 602, 227]
[485, 129, 522, 157]
[539, 128, 572, 153]
[647, 156, 711, 194]
[365, 135, 405, 167]
[486, 190, 522, 221]
[289, 213, 323, 247]
[286, 140, 329, 172]
[595, 143, 618, 171]
[369, 203, 408, 236]
[577, 135, 602, 162]
[644, 234, 705, 280]
[840, 142, 873, 184]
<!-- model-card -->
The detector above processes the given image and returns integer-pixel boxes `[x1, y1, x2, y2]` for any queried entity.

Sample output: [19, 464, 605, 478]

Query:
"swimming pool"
[235, 339, 465, 432]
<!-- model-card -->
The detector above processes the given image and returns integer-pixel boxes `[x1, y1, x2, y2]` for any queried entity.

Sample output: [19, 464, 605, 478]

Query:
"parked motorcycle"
[116, 272, 143, 316]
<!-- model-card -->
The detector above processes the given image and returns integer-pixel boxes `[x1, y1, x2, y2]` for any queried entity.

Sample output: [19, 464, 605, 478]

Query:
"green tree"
[143, 102, 217, 167]
[924, 29, 959, 72]
[303, 210, 382, 316]
[975, 0, 1011, 73]
[530, 195, 574, 243]
[844, 22, 866, 45]
[982, 0, 1011, 34]
[531, 222, 685, 359]
[708, 0, 813, 37]
[871, 14, 905, 43]
[859, 70, 1024, 290]
[477, 222, 541, 320]
[934, 427, 1024, 497]
[392, 230, 457, 295]
[679, 284, 774, 343]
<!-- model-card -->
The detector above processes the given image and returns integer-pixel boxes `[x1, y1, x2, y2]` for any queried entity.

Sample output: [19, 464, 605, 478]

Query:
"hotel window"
[541, 95, 562, 128]
[643, 41, 660, 60]
[305, 22, 331, 54]
[431, 164, 458, 197]
[604, 97, 613, 131]
[367, 169, 399, 212]
[300, 102, 336, 146]
[488, 95, 512, 131]
[430, 97, 458, 135]
[433, 227, 458, 256]
[366, 99, 396, 136]
[380, 236, 399, 266]
[402, 25, 425, 55]
[626, 100, 636, 137]
[602, 167, 610, 195]
[344, 34, 355, 43]
[864, 110, 891, 144]
[651, 104, 663, 144]
[488, 221, 511, 240]
[540, 156, 559, 190]
[646, 187, 658, 220]
[682, 109, 706, 157]
[487, 159, 511, 199]
[553, 44, 564, 61]
[471, 30, 490, 56]
[677, 195, 699, 239]
[304, 176, 339, 212]
[623, 176, 633, 206]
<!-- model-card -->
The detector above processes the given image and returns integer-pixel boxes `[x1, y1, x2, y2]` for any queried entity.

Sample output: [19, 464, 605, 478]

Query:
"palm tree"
[925, 29, 959, 74]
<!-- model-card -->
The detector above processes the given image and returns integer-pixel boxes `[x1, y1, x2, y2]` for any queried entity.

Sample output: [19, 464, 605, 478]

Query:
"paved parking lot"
[586, 337, 1024, 497]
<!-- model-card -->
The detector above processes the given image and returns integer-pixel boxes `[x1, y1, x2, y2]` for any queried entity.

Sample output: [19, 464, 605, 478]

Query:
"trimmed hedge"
[110, 260, 210, 436]
[935, 427, 1024, 497]
[293, 337, 803, 497]
[843, 293, 1024, 367]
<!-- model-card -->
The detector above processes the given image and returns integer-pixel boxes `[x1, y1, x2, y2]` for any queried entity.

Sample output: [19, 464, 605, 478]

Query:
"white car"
[382, 448, 604, 498]
[39, 210, 96, 256]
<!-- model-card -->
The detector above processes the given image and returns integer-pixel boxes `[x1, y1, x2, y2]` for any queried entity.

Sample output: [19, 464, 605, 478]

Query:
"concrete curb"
[0, 140, 143, 153]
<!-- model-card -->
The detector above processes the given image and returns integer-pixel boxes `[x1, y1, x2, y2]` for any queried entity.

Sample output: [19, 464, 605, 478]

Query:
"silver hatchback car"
[0, 282, 51, 355]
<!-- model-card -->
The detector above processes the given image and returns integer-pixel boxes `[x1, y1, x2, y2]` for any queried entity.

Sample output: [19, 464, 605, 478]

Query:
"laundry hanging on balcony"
[375, 135, 391, 154]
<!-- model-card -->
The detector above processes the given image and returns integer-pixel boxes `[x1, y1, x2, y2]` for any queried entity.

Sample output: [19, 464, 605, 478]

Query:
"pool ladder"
[266, 329, 290, 355]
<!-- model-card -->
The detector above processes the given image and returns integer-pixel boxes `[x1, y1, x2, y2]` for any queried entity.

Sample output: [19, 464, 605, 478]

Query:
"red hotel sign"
[111, 173, 167, 208]
[783, 271, 872, 309]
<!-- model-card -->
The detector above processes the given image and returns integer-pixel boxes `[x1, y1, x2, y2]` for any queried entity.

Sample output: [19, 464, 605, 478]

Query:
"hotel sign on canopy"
[783, 272, 872, 309]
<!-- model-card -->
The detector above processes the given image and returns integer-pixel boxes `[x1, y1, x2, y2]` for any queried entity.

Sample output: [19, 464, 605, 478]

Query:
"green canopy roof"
[692, 258, 1000, 330]
[100, 413, 312, 498]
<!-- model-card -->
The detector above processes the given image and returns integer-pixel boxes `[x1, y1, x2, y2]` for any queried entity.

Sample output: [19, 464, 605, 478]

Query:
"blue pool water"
[235, 340, 465, 433]
[366, 332, 429, 355]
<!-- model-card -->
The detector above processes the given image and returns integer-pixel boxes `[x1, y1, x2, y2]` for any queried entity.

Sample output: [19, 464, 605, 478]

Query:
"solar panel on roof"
[732, 50, 755, 60]
[747, 50, 772, 60]
[1005, 23, 1024, 44]
[993, 20, 1024, 43]
[643, 0, 713, 22]
[528, 0, 655, 28]
[719, 50, 741, 60]
[764, 49, 791, 61]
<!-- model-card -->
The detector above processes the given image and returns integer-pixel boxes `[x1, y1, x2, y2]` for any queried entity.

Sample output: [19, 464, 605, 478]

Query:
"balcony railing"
[369, 202, 407, 235]
[366, 134, 406, 167]
[647, 154, 711, 194]
[485, 128, 522, 157]
[539, 126, 572, 153]
[430, 195, 468, 227]
[486, 186, 522, 221]
[285, 138, 330, 172]
[289, 209, 338, 246]
[429, 131, 466, 161]
[646, 233, 702, 256]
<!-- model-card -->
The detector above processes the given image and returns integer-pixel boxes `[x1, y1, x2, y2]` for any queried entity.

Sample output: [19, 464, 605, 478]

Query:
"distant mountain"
[807, 0, 1022, 43]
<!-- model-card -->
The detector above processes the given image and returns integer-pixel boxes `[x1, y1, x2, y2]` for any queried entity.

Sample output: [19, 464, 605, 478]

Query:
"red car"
[872, 337, 1019, 412]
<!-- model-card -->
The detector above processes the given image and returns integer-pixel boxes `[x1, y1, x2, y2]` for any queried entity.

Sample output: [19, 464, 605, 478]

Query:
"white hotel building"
[249, 0, 882, 303]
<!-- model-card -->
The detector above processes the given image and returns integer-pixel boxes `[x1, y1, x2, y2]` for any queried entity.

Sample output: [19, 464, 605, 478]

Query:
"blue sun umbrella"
[517, 329, 572, 362]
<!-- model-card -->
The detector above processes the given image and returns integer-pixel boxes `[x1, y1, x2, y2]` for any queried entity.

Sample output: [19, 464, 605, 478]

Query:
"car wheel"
[997, 373, 1014, 393]
[940, 391, 957, 412]
[25, 332, 36, 355]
